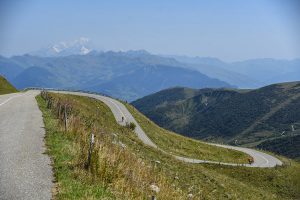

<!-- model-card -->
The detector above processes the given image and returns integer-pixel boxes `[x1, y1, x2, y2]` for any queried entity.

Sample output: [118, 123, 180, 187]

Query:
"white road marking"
[255, 153, 270, 165]
[105, 98, 127, 121]
[0, 91, 53, 199]
[0, 93, 26, 107]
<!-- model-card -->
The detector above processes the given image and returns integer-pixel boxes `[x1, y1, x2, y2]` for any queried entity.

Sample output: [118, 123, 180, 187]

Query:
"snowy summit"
[31, 37, 92, 57]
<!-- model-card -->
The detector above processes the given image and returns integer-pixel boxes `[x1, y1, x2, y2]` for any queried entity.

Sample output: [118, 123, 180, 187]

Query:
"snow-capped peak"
[52, 46, 61, 53]
[31, 37, 93, 57]
[80, 46, 91, 55]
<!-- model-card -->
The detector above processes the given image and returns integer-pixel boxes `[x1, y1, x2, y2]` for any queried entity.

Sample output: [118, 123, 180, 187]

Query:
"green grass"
[125, 103, 249, 164]
[37, 93, 300, 200]
[0, 76, 17, 95]
[37, 95, 114, 199]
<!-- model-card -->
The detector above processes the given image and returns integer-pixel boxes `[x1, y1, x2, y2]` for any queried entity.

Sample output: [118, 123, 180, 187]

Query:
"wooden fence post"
[86, 132, 95, 168]
[150, 184, 159, 200]
[47, 97, 52, 109]
[58, 103, 62, 119]
[64, 104, 68, 132]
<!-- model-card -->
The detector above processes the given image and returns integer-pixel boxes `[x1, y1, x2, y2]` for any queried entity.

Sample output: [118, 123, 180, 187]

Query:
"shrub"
[127, 122, 136, 131]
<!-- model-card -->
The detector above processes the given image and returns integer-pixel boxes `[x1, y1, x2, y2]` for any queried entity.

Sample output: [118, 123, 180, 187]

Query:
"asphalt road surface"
[51, 90, 282, 168]
[0, 91, 52, 200]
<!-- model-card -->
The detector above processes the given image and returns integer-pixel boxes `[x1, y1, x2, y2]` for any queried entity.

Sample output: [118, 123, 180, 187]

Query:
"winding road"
[0, 90, 283, 199]
[50, 90, 282, 168]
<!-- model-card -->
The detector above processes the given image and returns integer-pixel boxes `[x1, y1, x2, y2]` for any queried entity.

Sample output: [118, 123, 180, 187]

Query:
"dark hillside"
[132, 82, 300, 159]
[257, 135, 300, 161]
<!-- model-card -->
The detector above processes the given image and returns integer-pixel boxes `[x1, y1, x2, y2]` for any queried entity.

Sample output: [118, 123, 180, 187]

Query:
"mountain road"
[50, 90, 282, 168]
[0, 91, 53, 200]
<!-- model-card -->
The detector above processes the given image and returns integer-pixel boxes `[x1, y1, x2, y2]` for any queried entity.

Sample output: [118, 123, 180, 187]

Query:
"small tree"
[127, 122, 136, 131]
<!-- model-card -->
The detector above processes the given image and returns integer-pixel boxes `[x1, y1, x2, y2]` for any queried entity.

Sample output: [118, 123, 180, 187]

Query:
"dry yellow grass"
[37, 92, 300, 200]
[39, 91, 184, 199]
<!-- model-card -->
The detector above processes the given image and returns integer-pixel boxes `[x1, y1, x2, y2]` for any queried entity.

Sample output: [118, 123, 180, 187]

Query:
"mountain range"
[0, 38, 299, 101]
[0, 51, 231, 101]
[166, 55, 300, 88]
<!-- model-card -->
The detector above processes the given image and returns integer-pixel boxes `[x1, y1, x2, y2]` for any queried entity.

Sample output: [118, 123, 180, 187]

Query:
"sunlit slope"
[0, 76, 17, 95]
[37, 92, 300, 199]
[124, 103, 249, 164]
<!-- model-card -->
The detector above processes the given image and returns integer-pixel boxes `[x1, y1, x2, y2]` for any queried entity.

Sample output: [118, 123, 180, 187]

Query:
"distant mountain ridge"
[29, 37, 300, 88]
[166, 55, 300, 88]
[132, 81, 300, 160]
[0, 51, 232, 101]
[1, 45, 299, 100]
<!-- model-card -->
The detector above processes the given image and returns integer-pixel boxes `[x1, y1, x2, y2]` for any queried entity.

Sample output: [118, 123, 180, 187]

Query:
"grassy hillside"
[125, 103, 249, 164]
[36, 92, 300, 199]
[132, 82, 300, 160]
[0, 76, 17, 94]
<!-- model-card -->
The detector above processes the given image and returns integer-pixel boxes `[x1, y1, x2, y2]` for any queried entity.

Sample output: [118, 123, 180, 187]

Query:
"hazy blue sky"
[0, 0, 299, 61]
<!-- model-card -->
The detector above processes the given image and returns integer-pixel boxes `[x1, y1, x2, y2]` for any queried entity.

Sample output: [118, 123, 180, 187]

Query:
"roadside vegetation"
[37, 92, 300, 199]
[0, 76, 17, 95]
[37, 93, 183, 199]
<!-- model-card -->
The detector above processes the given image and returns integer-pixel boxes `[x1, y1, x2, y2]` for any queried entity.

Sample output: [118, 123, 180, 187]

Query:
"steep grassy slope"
[132, 82, 300, 159]
[0, 76, 17, 94]
[125, 103, 249, 164]
[37, 93, 183, 199]
[37, 92, 300, 199]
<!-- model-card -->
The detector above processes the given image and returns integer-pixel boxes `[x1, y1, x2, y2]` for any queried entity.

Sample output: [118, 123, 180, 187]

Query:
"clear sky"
[0, 0, 299, 61]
